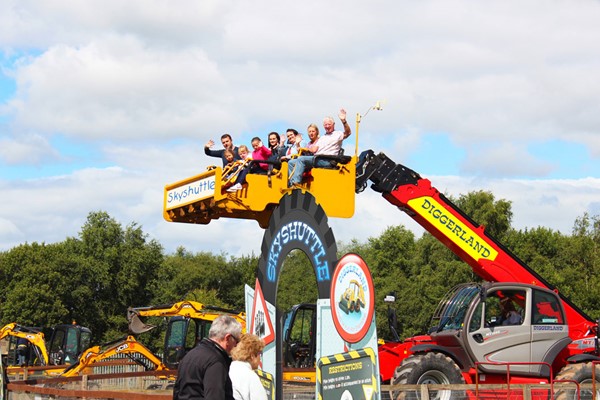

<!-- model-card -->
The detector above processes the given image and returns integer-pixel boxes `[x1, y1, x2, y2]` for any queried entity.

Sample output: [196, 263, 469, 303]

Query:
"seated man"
[288, 109, 351, 187]
[500, 298, 522, 326]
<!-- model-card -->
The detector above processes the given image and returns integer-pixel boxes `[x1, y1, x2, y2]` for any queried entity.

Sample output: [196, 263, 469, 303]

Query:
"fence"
[5, 357, 595, 400]
[6, 380, 594, 400]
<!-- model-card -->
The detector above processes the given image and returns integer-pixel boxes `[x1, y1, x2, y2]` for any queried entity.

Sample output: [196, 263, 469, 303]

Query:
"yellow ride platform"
[163, 157, 356, 228]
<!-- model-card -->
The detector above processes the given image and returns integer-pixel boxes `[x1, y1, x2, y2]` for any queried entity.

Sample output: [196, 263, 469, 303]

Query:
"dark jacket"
[204, 146, 240, 167]
[173, 338, 234, 400]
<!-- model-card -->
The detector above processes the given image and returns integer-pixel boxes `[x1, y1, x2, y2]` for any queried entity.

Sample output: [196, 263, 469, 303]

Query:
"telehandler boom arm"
[356, 150, 596, 339]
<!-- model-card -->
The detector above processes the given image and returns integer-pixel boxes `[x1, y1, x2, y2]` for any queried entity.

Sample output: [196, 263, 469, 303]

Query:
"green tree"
[453, 190, 513, 240]
[154, 249, 256, 310]
[277, 250, 318, 311]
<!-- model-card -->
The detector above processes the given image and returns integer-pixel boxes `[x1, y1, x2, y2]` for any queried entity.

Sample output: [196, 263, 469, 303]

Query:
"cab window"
[484, 290, 525, 327]
[468, 302, 483, 333]
[289, 307, 313, 346]
[532, 290, 564, 324]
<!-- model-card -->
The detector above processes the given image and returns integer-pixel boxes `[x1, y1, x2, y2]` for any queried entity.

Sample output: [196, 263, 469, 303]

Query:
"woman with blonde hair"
[229, 334, 267, 400]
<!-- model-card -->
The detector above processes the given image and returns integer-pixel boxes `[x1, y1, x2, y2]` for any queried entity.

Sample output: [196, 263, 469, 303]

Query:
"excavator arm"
[61, 335, 165, 378]
[127, 300, 246, 334]
[356, 150, 596, 339]
[0, 323, 49, 365]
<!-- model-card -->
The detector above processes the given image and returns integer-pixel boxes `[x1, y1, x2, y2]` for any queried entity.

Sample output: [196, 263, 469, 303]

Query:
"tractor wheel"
[554, 362, 600, 400]
[350, 301, 356, 313]
[390, 353, 465, 400]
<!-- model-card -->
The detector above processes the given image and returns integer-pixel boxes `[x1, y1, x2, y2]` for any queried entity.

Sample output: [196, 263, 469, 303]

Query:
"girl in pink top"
[250, 137, 272, 174]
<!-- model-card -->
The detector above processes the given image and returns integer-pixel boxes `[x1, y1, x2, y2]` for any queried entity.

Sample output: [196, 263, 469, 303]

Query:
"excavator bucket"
[128, 313, 156, 335]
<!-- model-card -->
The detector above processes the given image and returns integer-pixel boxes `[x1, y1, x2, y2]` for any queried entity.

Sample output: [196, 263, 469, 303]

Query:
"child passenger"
[249, 137, 272, 175]
[223, 149, 246, 192]
[238, 145, 250, 161]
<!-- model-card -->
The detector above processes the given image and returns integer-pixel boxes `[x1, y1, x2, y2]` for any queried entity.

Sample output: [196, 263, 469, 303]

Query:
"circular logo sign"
[330, 253, 375, 343]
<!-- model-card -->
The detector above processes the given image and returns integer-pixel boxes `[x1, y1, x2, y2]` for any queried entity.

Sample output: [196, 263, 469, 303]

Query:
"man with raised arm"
[287, 109, 351, 187]
[204, 133, 241, 167]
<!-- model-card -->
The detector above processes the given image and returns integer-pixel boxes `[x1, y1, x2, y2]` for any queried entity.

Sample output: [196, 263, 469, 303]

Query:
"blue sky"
[1, 0, 600, 256]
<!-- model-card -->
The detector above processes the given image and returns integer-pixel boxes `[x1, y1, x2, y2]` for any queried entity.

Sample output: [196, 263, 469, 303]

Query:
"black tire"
[390, 353, 465, 400]
[350, 301, 356, 313]
[555, 363, 600, 400]
[257, 189, 338, 302]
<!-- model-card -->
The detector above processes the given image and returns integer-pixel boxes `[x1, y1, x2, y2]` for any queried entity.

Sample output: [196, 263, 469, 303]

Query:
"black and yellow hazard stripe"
[316, 347, 378, 400]
[255, 369, 275, 400]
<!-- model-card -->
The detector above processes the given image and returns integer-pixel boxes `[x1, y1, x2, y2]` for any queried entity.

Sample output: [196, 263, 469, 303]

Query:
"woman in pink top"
[250, 136, 272, 174]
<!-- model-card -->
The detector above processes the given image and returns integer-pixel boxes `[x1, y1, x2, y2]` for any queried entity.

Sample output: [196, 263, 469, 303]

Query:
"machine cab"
[163, 316, 213, 369]
[465, 284, 569, 377]
[431, 283, 570, 377]
[282, 303, 317, 380]
[47, 324, 92, 365]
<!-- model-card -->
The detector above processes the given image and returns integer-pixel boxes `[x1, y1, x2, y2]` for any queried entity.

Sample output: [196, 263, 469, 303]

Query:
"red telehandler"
[355, 150, 600, 400]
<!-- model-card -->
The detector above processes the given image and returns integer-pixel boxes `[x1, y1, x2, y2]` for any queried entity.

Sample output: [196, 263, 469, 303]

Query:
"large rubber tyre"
[390, 353, 465, 400]
[554, 363, 600, 400]
[257, 189, 338, 302]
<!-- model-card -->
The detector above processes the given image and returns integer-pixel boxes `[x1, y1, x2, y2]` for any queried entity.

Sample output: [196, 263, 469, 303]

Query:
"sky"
[1, 0, 600, 257]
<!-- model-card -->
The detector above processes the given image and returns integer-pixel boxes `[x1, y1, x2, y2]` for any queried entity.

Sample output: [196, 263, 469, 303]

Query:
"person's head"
[307, 124, 319, 141]
[223, 149, 235, 163]
[268, 132, 280, 149]
[323, 116, 335, 134]
[251, 136, 262, 150]
[231, 334, 265, 370]
[238, 145, 249, 159]
[221, 134, 233, 150]
[286, 128, 299, 143]
[500, 298, 515, 313]
[209, 315, 243, 354]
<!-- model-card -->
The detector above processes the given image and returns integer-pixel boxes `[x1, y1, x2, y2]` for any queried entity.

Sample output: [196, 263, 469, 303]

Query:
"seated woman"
[280, 129, 304, 161]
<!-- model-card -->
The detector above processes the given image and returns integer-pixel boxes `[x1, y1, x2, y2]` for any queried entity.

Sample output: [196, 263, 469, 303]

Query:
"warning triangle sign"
[249, 278, 275, 345]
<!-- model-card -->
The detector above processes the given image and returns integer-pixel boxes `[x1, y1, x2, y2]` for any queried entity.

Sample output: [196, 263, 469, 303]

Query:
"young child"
[250, 137, 272, 174]
[224, 147, 252, 193]
[223, 149, 244, 192]
[238, 145, 250, 161]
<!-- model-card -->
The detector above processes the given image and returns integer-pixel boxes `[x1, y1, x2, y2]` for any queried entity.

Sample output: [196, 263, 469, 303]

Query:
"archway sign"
[245, 190, 380, 400]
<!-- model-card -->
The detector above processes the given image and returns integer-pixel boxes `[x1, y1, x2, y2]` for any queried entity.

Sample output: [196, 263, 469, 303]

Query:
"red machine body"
[356, 150, 599, 389]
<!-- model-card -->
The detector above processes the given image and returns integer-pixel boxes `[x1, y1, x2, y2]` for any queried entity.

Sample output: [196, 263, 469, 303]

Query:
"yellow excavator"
[338, 279, 366, 314]
[127, 300, 246, 369]
[1, 322, 94, 377]
[0, 323, 48, 367]
[61, 335, 166, 377]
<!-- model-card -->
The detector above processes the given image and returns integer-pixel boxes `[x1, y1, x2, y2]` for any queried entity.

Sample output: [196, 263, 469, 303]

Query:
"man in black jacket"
[204, 134, 241, 166]
[173, 315, 243, 400]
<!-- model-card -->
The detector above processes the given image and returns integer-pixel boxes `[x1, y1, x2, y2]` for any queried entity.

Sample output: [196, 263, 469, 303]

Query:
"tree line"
[0, 191, 599, 352]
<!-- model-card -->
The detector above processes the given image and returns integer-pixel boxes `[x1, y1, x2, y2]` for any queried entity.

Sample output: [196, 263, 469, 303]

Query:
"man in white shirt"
[287, 109, 351, 187]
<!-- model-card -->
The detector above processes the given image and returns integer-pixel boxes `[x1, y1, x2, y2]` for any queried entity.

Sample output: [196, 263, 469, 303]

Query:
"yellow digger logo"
[339, 280, 365, 314]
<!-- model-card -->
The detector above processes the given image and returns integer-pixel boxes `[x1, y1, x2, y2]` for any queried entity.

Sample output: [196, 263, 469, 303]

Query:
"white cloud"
[1, 0, 600, 255]
[460, 142, 555, 178]
[6, 37, 231, 140]
[3, 0, 599, 158]
[0, 134, 59, 164]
